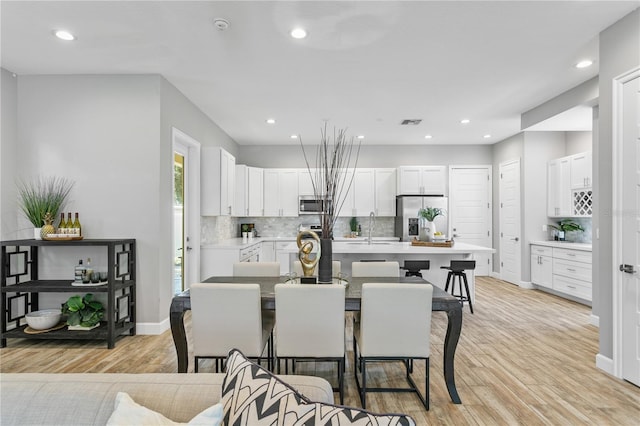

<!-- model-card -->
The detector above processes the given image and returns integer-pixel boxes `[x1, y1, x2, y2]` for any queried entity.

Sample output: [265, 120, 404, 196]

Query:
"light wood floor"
[2, 277, 639, 425]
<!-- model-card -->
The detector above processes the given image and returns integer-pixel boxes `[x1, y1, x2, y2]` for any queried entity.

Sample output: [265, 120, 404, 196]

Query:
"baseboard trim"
[490, 271, 501, 280]
[136, 317, 170, 335]
[519, 280, 534, 290]
[590, 314, 599, 327]
[596, 353, 614, 376]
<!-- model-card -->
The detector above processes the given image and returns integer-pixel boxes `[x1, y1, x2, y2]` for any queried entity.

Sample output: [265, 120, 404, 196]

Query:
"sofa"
[0, 372, 333, 425]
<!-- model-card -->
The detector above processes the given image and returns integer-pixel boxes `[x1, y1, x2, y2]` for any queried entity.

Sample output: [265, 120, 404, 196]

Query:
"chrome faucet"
[368, 211, 376, 244]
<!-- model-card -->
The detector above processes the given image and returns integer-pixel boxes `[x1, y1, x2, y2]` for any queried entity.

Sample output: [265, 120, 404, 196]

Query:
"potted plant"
[418, 207, 446, 241]
[17, 176, 74, 239]
[300, 124, 361, 282]
[61, 293, 104, 330]
[548, 220, 584, 241]
[349, 217, 359, 237]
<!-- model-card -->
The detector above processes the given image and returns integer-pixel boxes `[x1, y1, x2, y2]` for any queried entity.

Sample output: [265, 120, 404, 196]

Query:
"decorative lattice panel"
[573, 189, 593, 216]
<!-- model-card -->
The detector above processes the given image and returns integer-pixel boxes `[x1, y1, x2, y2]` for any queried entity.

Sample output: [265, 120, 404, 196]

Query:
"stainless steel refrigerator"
[395, 195, 449, 241]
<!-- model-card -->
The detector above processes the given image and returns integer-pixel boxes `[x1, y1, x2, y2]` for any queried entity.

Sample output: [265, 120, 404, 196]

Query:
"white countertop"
[282, 240, 495, 254]
[530, 240, 592, 251]
[202, 236, 396, 249]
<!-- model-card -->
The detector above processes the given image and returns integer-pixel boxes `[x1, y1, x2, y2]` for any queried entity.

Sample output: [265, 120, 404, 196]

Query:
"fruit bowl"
[25, 309, 62, 330]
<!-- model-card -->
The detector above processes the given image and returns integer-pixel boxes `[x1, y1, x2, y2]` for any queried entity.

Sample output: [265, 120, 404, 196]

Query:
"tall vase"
[425, 221, 436, 241]
[318, 238, 333, 283]
[34, 227, 42, 240]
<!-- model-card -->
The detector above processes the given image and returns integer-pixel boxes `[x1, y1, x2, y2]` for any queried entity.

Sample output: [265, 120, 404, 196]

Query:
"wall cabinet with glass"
[201, 147, 235, 216]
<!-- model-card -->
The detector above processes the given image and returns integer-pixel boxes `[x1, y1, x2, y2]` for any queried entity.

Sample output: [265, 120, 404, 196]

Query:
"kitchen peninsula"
[282, 240, 495, 303]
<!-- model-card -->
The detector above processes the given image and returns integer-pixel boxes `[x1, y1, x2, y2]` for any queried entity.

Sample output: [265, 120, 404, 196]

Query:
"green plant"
[17, 176, 74, 227]
[349, 217, 358, 232]
[61, 294, 104, 327]
[549, 220, 584, 233]
[418, 207, 446, 222]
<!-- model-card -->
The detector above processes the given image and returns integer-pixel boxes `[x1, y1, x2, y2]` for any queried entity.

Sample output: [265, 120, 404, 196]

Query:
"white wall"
[1, 68, 18, 241]
[238, 144, 492, 168]
[566, 131, 592, 154]
[597, 7, 640, 360]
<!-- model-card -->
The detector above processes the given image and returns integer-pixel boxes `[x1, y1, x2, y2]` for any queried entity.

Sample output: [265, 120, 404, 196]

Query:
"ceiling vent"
[400, 119, 422, 125]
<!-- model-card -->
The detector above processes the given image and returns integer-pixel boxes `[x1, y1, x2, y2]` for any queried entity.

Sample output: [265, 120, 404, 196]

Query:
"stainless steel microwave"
[299, 196, 329, 215]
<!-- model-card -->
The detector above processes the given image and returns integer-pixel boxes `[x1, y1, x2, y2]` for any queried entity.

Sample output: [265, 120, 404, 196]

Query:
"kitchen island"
[282, 240, 495, 304]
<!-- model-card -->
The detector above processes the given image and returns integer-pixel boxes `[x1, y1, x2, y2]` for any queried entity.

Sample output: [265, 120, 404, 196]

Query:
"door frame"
[612, 67, 640, 379]
[172, 127, 201, 292]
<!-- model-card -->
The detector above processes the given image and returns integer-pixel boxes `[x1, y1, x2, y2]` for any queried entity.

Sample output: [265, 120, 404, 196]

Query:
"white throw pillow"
[107, 392, 223, 426]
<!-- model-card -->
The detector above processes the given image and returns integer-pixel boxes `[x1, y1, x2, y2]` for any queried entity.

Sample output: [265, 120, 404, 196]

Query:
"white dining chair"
[190, 283, 275, 373]
[353, 282, 433, 410]
[232, 262, 280, 277]
[292, 260, 341, 277]
[274, 283, 346, 403]
[351, 261, 400, 277]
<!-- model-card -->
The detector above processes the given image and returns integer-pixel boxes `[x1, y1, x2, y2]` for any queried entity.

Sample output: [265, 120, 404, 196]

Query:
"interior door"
[618, 71, 640, 386]
[499, 159, 521, 285]
[449, 166, 492, 275]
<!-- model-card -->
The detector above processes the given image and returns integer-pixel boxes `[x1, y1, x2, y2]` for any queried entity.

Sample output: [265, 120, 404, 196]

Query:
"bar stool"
[440, 260, 475, 313]
[401, 260, 430, 278]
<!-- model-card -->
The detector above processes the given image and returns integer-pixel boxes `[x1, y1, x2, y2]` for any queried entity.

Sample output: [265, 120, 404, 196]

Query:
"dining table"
[169, 275, 463, 404]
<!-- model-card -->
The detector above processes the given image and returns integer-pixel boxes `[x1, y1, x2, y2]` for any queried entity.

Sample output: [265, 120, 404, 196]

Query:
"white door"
[172, 128, 200, 294]
[499, 159, 521, 285]
[615, 70, 640, 386]
[450, 166, 492, 275]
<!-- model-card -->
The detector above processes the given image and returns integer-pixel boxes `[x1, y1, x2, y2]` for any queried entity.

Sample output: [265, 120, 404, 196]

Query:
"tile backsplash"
[201, 215, 396, 244]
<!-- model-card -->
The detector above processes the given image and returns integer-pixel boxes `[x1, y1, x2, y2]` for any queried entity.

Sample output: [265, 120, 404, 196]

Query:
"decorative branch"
[299, 124, 361, 236]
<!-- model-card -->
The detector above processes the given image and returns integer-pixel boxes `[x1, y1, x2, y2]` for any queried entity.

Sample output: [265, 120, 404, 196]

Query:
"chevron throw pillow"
[221, 349, 416, 426]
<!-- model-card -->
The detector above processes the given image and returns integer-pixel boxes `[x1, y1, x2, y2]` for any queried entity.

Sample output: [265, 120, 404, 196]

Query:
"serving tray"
[411, 239, 454, 248]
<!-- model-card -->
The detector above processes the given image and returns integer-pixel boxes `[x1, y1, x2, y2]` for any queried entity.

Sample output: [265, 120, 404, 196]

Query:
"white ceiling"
[2, 1, 637, 146]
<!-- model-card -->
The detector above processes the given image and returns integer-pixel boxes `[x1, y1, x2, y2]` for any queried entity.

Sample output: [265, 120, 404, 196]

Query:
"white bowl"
[25, 309, 62, 330]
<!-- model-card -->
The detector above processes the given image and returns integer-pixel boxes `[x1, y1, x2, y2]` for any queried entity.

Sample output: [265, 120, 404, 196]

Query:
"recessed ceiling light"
[290, 134, 298, 139]
[575, 60, 593, 69]
[53, 30, 75, 41]
[357, 135, 365, 139]
[424, 135, 433, 139]
[266, 119, 276, 124]
[483, 134, 492, 139]
[460, 119, 470, 124]
[290, 28, 307, 39]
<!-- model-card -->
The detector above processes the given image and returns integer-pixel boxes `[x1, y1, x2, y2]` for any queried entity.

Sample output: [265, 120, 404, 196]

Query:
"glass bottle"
[84, 258, 93, 283]
[67, 212, 73, 235]
[74, 259, 85, 283]
[73, 213, 82, 237]
[58, 213, 67, 235]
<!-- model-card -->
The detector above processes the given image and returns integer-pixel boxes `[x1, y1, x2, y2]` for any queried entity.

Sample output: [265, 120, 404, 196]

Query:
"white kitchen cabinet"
[200, 242, 262, 278]
[397, 166, 446, 195]
[298, 168, 315, 196]
[338, 169, 375, 217]
[261, 241, 276, 262]
[570, 152, 592, 189]
[201, 147, 235, 216]
[530, 245, 553, 289]
[275, 241, 293, 274]
[547, 157, 571, 217]
[374, 168, 396, 216]
[235, 165, 264, 217]
[263, 169, 299, 217]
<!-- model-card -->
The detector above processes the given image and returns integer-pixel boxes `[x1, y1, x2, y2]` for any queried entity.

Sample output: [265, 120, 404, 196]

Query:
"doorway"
[499, 159, 522, 286]
[613, 67, 639, 386]
[172, 128, 201, 294]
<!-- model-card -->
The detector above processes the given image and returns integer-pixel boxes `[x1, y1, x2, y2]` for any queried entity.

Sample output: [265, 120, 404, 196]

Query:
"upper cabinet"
[263, 169, 299, 217]
[201, 147, 235, 216]
[397, 166, 447, 195]
[235, 165, 264, 217]
[374, 168, 396, 216]
[338, 169, 376, 217]
[298, 168, 315, 196]
[570, 152, 592, 189]
[548, 151, 592, 217]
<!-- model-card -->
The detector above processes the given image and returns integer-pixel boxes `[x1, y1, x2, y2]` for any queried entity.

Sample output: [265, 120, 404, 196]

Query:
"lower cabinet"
[530, 244, 592, 303]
